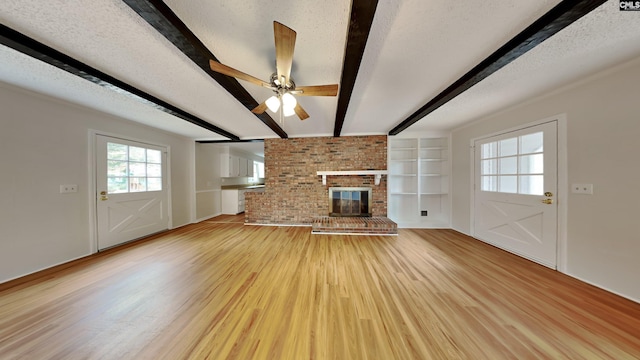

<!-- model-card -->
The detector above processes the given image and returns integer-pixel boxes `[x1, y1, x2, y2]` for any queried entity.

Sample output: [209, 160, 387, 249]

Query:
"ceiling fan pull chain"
[280, 104, 284, 125]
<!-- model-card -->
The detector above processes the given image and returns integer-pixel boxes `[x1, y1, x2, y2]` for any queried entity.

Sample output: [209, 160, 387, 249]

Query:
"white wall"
[0, 83, 195, 284]
[451, 56, 640, 302]
[195, 143, 222, 220]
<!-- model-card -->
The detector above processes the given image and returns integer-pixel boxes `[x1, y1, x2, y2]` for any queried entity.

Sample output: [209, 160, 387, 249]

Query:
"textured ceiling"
[1, 1, 639, 142]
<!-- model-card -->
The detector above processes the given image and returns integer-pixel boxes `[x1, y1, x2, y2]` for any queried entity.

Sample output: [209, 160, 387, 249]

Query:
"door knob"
[541, 198, 553, 204]
[100, 191, 109, 201]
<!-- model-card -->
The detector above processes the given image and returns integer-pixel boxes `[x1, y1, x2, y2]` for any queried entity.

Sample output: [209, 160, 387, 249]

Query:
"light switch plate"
[60, 184, 78, 193]
[571, 183, 593, 194]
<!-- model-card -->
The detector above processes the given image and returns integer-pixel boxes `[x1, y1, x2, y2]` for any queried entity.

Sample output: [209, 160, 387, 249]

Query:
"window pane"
[257, 162, 265, 178]
[498, 176, 517, 193]
[147, 163, 161, 177]
[481, 142, 497, 159]
[147, 177, 162, 191]
[129, 162, 146, 177]
[129, 146, 146, 162]
[519, 175, 544, 195]
[498, 157, 517, 175]
[107, 143, 127, 160]
[147, 149, 161, 164]
[108, 160, 127, 177]
[520, 154, 543, 174]
[108, 177, 128, 193]
[481, 176, 497, 192]
[482, 159, 497, 175]
[130, 177, 147, 192]
[105, 142, 163, 194]
[520, 132, 543, 154]
[498, 138, 518, 157]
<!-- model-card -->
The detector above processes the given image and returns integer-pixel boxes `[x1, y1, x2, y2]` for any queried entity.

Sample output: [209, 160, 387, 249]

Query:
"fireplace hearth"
[329, 187, 372, 217]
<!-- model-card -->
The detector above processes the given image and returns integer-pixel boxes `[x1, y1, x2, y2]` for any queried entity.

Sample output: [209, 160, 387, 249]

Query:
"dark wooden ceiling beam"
[0, 24, 240, 140]
[123, 0, 288, 139]
[197, 139, 264, 144]
[333, 0, 379, 137]
[388, 0, 607, 135]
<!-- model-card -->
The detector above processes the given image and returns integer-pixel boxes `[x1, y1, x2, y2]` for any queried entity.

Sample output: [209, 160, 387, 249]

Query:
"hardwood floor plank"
[1, 222, 640, 359]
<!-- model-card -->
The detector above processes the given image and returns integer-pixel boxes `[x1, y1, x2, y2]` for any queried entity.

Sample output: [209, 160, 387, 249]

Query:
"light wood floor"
[1, 216, 640, 359]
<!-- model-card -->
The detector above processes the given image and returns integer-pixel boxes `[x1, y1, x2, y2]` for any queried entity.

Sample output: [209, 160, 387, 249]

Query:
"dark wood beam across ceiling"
[197, 139, 264, 144]
[0, 23, 240, 141]
[388, 0, 607, 135]
[125, 0, 379, 139]
[123, 0, 288, 139]
[333, 0, 379, 137]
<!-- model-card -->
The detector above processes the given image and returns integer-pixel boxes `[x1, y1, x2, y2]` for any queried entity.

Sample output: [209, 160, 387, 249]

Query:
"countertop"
[221, 185, 265, 190]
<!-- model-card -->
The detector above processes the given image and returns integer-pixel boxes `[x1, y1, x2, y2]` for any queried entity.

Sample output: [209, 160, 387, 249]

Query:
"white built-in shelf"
[389, 136, 450, 229]
[317, 170, 388, 185]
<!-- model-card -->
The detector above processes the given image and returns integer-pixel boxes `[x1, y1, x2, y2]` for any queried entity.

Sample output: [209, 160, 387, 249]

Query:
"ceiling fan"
[209, 21, 339, 121]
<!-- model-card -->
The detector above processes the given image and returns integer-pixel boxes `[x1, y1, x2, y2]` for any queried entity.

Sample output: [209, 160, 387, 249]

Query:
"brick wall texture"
[245, 135, 387, 225]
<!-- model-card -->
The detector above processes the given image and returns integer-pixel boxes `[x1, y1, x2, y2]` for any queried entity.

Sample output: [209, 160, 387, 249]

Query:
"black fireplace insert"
[328, 187, 372, 217]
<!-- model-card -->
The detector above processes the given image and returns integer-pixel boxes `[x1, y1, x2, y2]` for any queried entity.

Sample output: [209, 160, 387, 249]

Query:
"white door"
[96, 135, 169, 250]
[473, 121, 557, 268]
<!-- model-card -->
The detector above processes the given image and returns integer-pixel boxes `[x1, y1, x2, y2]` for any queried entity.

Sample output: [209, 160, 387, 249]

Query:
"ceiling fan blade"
[294, 103, 310, 121]
[295, 84, 339, 97]
[251, 101, 268, 114]
[274, 21, 296, 86]
[209, 60, 270, 88]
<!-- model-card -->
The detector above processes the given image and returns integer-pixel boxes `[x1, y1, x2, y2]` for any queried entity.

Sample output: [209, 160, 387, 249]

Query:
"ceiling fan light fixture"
[282, 92, 297, 108]
[266, 95, 280, 112]
[283, 105, 296, 117]
[282, 93, 297, 117]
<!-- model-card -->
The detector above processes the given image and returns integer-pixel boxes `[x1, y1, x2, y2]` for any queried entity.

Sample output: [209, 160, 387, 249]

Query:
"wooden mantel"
[317, 170, 388, 186]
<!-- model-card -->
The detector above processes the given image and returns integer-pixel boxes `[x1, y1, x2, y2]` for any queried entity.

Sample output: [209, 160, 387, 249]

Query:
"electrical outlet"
[571, 183, 593, 195]
[421, 210, 428, 216]
[60, 184, 78, 193]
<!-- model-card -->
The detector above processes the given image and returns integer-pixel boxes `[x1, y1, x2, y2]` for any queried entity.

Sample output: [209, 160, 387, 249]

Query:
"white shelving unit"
[388, 136, 450, 228]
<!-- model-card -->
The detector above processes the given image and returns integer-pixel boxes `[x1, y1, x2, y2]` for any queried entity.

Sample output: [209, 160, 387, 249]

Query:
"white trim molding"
[317, 170, 388, 185]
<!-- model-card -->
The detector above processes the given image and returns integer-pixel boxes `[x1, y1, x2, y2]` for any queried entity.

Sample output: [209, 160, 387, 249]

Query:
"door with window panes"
[96, 135, 168, 250]
[474, 121, 557, 268]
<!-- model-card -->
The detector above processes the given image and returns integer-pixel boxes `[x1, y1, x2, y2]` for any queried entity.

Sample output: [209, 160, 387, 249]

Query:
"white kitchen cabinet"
[221, 189, 243, 214]
[230, 155, 240, 177]
[221, 155, 254, 177]
[246, 159, 254, 177]
[221, 154, 240, 177]
[238, 157, 248, 177]
[221, 187, 264, 214]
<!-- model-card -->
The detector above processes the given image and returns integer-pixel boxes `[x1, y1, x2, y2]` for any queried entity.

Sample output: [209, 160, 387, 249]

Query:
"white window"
[253, 161, 265, 180]
[480, 131, 544, 195]
[106, 142, 163, 194]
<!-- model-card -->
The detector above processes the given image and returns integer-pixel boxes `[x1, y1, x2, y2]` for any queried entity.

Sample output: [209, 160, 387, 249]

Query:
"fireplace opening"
[329, 187, 372, 217]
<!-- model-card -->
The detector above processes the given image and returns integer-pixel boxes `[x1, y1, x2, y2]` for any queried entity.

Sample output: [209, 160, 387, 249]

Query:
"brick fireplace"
[329, 187, 372, 217]
[245, 135, 387, 225]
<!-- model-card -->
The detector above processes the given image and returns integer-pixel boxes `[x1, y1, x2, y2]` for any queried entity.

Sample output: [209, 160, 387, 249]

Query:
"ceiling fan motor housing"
[270, 72, 296, 93]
